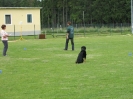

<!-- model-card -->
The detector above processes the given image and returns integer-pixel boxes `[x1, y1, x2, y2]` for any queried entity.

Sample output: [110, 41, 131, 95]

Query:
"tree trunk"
[63, 0, 65, 27]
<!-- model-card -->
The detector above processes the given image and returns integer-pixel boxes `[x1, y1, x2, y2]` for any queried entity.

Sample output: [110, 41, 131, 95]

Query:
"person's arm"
[66, 33, 69, 39]
[3, 34, 9, 38]
[66, 27, 70, 39]
[2, 31, 9, 38]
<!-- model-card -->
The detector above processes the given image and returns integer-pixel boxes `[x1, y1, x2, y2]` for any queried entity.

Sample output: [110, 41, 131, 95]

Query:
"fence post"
[121, 23, 122, 35]
[84, 24, 85, 37]
[57, 24, 58, 36]
[110, 24, 112, 35]
[34, 24, 36, 39]
[51, 27, 54, 38]
[14, 25, 15, 40]
[97, 24, 100, 36]
[76, 24, 77, 35]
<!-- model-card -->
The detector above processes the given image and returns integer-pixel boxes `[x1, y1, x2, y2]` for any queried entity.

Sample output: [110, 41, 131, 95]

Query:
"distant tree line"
[0, 0, 131, 27]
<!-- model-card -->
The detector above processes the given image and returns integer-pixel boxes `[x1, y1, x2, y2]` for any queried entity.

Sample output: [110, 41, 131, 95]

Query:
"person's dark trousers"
[2, 40, 8, 56]
[65, 38, 74, 50]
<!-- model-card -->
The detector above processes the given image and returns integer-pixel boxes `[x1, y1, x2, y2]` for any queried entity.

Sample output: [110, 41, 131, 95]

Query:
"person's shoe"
[64, 49, 67, 50]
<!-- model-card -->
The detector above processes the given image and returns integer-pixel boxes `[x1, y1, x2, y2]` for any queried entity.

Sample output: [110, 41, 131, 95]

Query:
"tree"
[0, 0, 131, 25]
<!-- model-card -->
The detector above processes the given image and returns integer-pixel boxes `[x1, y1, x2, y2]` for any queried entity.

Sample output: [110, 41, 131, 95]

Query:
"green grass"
[0, 35, 133, 99]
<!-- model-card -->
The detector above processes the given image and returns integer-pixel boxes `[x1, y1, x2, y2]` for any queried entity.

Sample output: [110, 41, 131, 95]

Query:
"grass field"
[0, 35, 133, 99]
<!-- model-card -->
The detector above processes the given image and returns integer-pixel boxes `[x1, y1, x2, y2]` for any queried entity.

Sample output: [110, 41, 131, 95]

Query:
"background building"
[0, 7, 42, 36]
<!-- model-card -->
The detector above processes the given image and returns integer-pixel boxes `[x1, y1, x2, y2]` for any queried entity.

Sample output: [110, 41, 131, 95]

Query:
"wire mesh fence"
[1, 23, 132, 40]
[2, 25, 41, 40]
[42, 23, 131, 37]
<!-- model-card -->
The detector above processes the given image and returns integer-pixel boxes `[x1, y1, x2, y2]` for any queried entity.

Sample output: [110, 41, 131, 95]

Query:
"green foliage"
[0, 0, 131, 26]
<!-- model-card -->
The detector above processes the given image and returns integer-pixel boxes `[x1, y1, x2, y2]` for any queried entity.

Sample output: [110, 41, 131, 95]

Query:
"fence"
[42, 23, 131, 37]
[3, 25, 41, 40]
[2, 23, 132, 40]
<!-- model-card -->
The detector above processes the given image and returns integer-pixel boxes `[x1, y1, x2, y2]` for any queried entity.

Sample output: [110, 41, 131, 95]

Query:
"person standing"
[1, 24, 9, 56]
[64, 21, 74, 50]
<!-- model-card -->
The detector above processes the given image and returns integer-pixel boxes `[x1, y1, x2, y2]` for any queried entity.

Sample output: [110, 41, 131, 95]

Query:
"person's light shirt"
[1, 30, 8, 41]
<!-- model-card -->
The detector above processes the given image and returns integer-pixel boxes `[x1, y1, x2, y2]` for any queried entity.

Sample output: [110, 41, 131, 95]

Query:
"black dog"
[76, 46, 87, 64]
